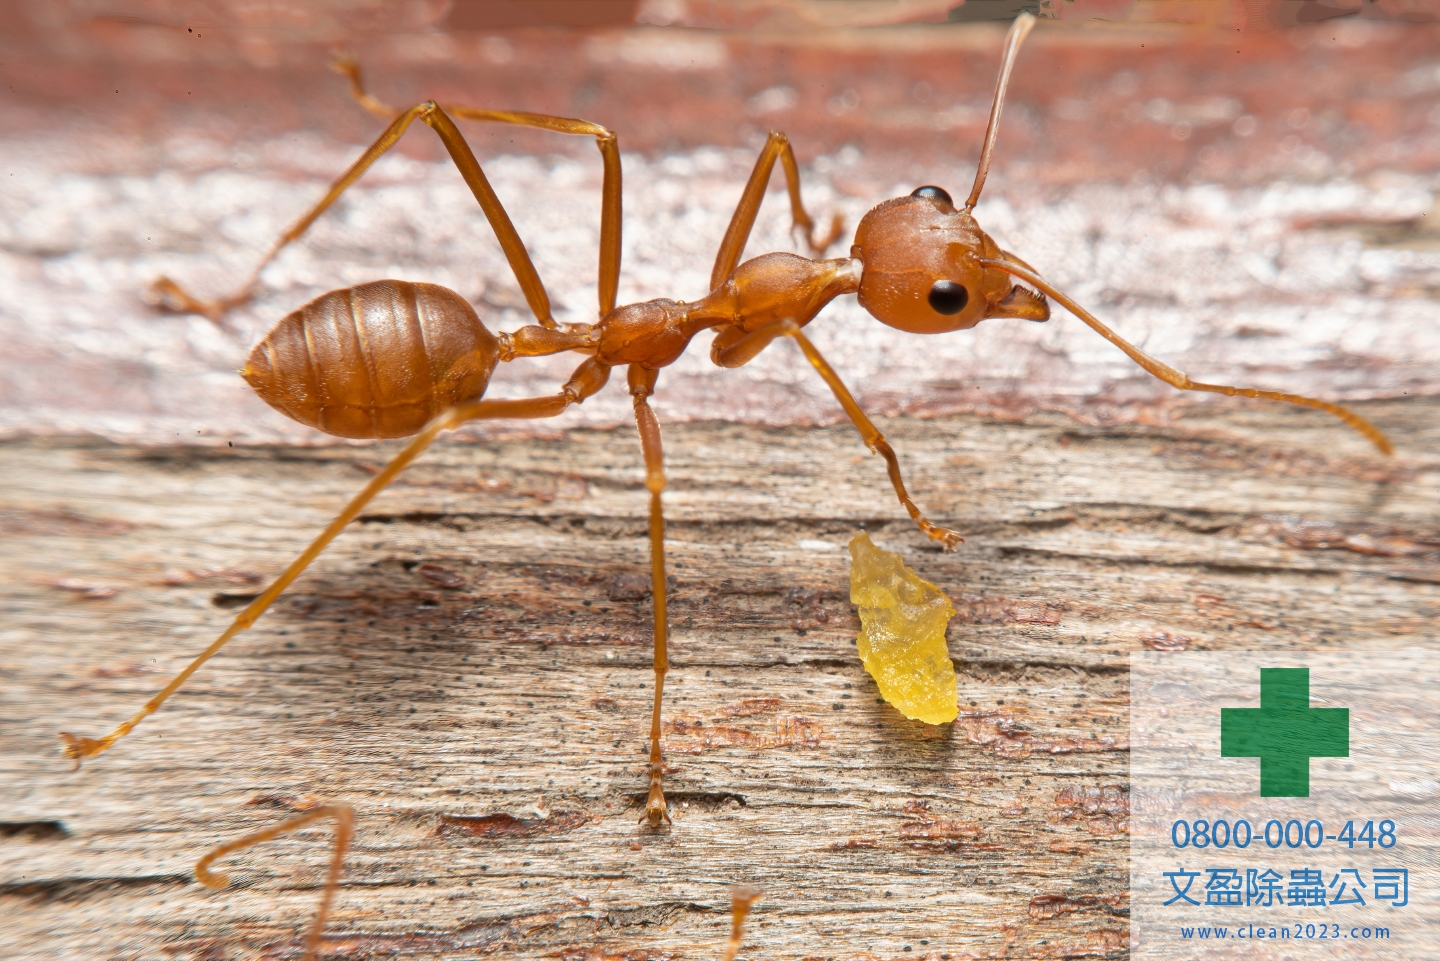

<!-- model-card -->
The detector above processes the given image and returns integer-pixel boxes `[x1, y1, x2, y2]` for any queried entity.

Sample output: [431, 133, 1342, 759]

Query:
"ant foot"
[794, 213, 845, 257]
[640, 782, 672, 828]
[328, 49, 359, 77]
[921, 522, 965, 552]
[59, 732, 108, 769]
[145, 277, 228, 324]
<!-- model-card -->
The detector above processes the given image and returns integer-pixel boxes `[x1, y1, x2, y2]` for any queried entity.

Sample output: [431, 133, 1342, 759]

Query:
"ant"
[61, 13, 1392, 839]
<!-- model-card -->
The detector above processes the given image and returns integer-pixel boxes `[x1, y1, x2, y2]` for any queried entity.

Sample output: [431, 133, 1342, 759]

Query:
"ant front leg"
[710, 132, 844, 291]
[716, 320, 963, 551]
[195, 805, 354, 961]
[628, 365, 673, 827]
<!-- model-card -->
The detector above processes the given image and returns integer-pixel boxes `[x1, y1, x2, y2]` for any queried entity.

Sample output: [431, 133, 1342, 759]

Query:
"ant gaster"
[63, 15, 1391, 841]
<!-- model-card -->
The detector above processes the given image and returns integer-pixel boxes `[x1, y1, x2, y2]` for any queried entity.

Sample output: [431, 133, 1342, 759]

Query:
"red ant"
[63, 14, 1390, 849]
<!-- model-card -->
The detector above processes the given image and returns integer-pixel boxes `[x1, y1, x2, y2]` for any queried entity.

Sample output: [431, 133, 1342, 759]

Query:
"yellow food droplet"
[848, 531, 958, 725]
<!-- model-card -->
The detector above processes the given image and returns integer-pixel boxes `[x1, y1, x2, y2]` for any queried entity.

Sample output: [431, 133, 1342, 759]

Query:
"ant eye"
[910, 185, 953, 205]
[928, 280, 969, 315]
[927, 282, 973, 315]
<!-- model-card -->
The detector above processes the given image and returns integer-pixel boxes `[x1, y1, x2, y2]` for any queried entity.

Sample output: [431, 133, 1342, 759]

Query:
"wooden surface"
[3, 397, 1438, 960]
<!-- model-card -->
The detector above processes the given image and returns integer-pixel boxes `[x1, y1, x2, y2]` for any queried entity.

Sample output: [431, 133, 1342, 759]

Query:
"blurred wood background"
[2, 3, 1439, 959]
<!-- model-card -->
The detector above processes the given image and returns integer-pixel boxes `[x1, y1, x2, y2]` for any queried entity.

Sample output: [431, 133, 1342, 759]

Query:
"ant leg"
[153, 102, 570, 332]
[328, 52, 400, 120]
[61, 358, 612, 764]
[151, 104, 432, 322]
[195, 805, 354, 961]
[330, 55, 623, 318]
[710, 131, 844, 291]
[442, 107, 621, 318]
[721, 887, 763, 961]
[979, 258, 1395, 455]
[713, 320, 963, 551]
[628, 365, 673, 828]
[710, 322, 792, 370]
[414, 104, 560, 328]
[782, 324, 963, 549]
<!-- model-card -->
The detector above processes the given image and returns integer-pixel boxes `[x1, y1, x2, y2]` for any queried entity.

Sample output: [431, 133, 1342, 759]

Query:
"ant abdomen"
[241, 280, 501, 439]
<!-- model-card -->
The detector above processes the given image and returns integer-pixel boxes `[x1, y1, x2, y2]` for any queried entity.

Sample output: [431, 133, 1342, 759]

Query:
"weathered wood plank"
[2, 398, 1437, 960]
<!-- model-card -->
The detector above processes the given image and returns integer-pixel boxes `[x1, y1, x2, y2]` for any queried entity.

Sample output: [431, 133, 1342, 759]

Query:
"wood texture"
[3, 397, 1437, 960]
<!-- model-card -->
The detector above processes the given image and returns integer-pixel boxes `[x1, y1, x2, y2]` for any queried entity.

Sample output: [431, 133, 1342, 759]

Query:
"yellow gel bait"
[848, 531, 958, 725]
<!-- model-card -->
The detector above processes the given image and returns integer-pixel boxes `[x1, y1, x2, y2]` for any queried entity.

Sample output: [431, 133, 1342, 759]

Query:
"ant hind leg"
[62, 360, 611, 765]
[153, 95, 616, 331]
[149, 103, 435, 323]
[329, 51, 624, 320]
[195, 805, 354, 961]
[328, 51, 399, 120]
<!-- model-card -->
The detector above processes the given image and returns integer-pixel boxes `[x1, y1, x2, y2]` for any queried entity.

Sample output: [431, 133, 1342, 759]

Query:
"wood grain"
[2, 397, 1437, 960]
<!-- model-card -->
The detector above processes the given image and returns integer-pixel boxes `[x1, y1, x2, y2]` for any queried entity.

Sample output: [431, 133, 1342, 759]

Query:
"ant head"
[851, 185, 1048, 334]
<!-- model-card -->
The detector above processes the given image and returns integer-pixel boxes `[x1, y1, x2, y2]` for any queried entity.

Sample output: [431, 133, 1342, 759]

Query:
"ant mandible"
[61, 14, 1392, 831]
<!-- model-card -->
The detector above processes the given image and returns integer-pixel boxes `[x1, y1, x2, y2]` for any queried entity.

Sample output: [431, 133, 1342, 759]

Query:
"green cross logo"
[1220, 668, 1348, 797]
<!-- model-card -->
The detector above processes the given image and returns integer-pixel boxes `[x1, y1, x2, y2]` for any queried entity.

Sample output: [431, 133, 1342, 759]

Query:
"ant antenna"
[978, 256, 1396, 454]
[964, 12, 1037, 213]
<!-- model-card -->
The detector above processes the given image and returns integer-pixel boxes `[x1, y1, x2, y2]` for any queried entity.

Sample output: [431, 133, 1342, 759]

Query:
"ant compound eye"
[910, 185, 953, 205]
[928, 280, 969, 315]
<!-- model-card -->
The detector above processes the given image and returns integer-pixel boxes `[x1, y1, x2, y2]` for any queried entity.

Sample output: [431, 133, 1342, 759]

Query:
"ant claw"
[640, 802, 672, 827]
[926, 526, 965, 552]
[59, 732, 102, 769]
[640, 787, 672, 827]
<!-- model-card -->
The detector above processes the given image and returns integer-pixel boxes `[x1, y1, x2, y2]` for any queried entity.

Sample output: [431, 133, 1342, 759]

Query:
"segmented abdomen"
[242, 280, 500, 439]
